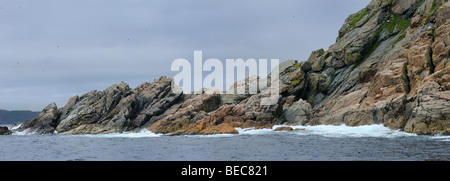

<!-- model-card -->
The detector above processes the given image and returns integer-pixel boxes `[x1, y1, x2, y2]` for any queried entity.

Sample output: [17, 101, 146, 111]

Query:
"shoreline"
[5, 123, 450, 141]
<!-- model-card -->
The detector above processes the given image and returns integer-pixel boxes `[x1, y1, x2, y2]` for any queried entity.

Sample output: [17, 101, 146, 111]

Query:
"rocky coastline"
[11, 0, 450, 136]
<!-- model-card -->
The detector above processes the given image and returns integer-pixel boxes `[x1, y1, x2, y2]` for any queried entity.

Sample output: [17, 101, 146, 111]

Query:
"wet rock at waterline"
[0, 126, 11, 135]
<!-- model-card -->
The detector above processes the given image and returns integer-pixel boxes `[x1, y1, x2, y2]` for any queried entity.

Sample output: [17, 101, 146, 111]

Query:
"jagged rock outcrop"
[148, 93, 223, 134]
[16, 0, 450, 135]
[283, 99, 312, 125]
[55, 82, 135, 134]
[133, 77, 183, 127]
[18, 103, 61, 134]
[404, 79, 450, 134]
[148, 88, 284, 135]
[307, 0, 450, 135]
[19, 77, 182, 134]
[0, 126, 11, 135]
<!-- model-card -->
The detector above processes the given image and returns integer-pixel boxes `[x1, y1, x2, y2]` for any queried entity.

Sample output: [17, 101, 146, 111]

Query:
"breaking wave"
[75, 129, 162, 138]
[289, 124, 417, 138]
[6, 123, 36, 136]
[429, 135, 450, 142]
[4, 123, 449, 141]
[239, 124, 450, 140]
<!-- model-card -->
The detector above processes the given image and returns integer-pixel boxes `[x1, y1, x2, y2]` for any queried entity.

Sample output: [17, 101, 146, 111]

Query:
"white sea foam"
[0, 124, 20, 130]
[11, 128, 34, 136]
[5, 123, 449, 141]
[10, 123, 22, 130]
[238, 124, 418, 138]
[78, 129, 162, 138]
[235, 127, 273, 135]
[82, 125, 447, 140]
[429, 135, 450, 142]
[288, 124, 418, 138]
[287, 124, 450, 140]
[183, 133, 236, 138]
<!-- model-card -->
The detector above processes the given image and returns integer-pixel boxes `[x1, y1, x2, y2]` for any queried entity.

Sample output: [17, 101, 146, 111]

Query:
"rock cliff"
[18, 0, 450, 135]
[306, 0, 450, 135]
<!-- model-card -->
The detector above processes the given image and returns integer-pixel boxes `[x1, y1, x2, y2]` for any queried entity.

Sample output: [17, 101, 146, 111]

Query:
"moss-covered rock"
[346, 9, 369, 31]
[306, 69, 335, 105]
[307, 49, 325, 63]
[300, 61, 312, 71]
[312, 58, 325, 72]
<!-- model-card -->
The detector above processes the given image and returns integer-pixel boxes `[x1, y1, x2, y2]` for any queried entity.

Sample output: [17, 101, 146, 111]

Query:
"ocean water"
[0, 124, 449, 161]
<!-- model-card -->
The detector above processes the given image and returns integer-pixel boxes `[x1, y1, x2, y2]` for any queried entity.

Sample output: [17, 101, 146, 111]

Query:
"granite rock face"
[283, 99, 312, 125]
[17, 0, 450, 135]
[18, 103, 61, 134]
[308, 0, 450, 135]
[19, 77, 182, 134]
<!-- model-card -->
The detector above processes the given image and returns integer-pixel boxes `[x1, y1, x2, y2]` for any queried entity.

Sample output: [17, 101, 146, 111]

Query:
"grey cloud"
[0, 0, 370, 111]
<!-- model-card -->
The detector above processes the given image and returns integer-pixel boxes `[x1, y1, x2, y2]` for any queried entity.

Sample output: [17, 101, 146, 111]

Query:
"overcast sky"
[0, 0, 370, 111]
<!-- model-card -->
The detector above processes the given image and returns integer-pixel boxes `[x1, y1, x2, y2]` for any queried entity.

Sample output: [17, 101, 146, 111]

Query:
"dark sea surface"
[0, 124, 449, 161]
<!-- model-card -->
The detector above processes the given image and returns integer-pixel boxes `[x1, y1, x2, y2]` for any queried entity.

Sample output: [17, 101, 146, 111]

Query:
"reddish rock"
[273, 126, 294, 132]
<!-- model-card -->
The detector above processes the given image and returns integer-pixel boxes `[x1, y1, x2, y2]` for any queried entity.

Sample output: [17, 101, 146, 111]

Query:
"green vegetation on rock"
[425, 0, 441, 23]
[347, 9, 369, 30]
[429, 0, 437, 14]
[383, 15, 410, 35]
[291, 63, 300, 71]
[393, 33, 406, 44]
